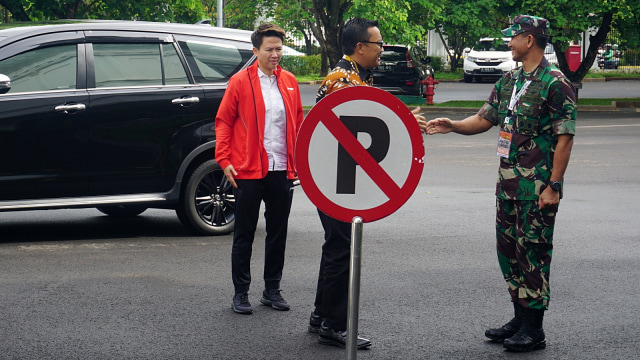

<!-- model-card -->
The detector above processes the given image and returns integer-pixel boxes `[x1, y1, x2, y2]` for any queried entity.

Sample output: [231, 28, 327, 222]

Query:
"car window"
[93, 43, 163, 87]
[93, 43, 189, 87]
[162, 43, 189, 85]
[381, 50, 406, 62]
[475, 40, 510, 52]
[177, 36, 252, 83]
[0, 44, 76, 93]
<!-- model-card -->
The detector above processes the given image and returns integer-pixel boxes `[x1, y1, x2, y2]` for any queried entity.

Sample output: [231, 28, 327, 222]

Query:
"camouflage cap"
[501, 15, 550, 37]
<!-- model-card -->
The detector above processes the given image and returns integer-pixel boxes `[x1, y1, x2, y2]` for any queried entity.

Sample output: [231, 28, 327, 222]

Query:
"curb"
[299, 78, 640, 84]
[302, 105, 639, 115]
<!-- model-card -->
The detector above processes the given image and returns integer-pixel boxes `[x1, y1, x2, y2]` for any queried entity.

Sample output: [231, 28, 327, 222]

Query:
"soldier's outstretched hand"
[425, 117, 454, 135]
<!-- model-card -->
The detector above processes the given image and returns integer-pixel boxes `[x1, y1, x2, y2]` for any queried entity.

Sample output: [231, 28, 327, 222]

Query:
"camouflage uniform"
[477, 57, 577, 310]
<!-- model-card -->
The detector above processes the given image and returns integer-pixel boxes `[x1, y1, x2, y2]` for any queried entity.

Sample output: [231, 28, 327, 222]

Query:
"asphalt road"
[299, 79, 640, 106]
[1, 111, 638, 359]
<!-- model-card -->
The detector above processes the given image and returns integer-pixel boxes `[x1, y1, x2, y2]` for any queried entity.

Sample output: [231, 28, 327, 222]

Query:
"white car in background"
[463, 37, 516, 83]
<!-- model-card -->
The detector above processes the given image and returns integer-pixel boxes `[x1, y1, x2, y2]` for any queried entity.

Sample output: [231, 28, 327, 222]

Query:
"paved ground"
[1, 111, 638, 359]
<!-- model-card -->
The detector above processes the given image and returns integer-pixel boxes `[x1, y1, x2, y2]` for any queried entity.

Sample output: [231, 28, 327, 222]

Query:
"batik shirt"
[316, 55, 373, 103]
[477, 58, 577, 200]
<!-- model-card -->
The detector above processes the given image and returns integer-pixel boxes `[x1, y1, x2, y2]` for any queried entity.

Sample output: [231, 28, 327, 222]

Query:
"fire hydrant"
[422, 75, 439, 105]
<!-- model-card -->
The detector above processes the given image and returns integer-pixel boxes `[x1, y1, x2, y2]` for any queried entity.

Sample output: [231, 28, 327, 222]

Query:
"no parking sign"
[295, 86, 424, 222]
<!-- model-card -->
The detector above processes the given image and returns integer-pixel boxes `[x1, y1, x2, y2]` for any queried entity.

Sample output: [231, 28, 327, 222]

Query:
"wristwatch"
[549, 181, 561, 192]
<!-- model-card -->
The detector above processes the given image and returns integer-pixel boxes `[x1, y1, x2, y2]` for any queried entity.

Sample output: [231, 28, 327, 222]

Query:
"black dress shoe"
[485, 317, 520, 342]
[318, 323, 371, 349]
[308, 312, 323, 333]
[486, 302, 522, 342]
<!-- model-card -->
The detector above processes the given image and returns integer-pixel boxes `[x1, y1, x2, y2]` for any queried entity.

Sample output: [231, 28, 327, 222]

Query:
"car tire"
[96, 205, 147, 218]
[464, 74, 473, 83]
[177, 159, 235, 235]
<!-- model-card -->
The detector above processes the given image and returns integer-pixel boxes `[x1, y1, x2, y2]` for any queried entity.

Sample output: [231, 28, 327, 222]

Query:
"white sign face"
[307, 99, 413, 210]
[296, 86, 425, 223]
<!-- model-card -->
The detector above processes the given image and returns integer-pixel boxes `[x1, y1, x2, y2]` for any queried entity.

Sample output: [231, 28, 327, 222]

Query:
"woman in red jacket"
[215, 23, 303, 315]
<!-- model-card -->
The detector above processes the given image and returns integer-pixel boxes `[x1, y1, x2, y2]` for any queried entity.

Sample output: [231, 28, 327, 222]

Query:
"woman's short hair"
[251, 23, 286, 49]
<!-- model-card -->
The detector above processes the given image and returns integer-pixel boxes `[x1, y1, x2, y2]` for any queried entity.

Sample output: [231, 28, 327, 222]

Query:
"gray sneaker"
[259, 289, 290, 311]
[232, 292, 253, 314]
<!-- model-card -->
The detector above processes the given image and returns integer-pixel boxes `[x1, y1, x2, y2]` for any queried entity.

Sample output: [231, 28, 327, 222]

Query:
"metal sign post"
[346, 216, 363, 359]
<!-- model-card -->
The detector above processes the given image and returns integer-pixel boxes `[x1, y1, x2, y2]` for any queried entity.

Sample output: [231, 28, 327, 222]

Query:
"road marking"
[579, 124, 640, 129]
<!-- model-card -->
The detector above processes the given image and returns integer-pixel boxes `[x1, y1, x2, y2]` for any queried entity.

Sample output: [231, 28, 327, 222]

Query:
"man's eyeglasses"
[361, 41, 384, 49]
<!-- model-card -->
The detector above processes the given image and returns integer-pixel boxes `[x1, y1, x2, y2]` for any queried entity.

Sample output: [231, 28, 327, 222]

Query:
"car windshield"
[474, 40, 510, 52]
[380, 48, 406, 62]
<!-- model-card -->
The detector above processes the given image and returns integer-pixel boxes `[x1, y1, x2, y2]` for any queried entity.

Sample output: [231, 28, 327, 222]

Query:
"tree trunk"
[320, 48, 329, 76]
[308, 0, 353, 73]
[0, 0, 30, 21]
[559, 12, 613, 85]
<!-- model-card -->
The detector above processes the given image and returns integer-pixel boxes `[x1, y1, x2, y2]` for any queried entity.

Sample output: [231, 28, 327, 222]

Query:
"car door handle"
[54, 103, 86, 113]
[172, 96, 200, 105]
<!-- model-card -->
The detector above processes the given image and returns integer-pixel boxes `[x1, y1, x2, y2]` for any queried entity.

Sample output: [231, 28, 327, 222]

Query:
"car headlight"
[466, 56, 477, 63]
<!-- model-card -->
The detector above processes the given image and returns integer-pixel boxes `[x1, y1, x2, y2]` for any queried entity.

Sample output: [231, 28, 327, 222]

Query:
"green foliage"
[279, 55, 322, 76]
[350, 0, 444, 45]
[0, 0, 206, 23]
[429, 56, 443, 72]
[433, 0, 509, 71]
[222, 0, 261, 29]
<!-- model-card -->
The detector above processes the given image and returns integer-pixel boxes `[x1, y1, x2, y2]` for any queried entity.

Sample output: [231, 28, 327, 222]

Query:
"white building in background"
[426, 29, 449, 60]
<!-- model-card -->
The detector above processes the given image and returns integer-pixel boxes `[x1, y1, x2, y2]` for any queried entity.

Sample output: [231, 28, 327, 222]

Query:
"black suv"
[0, 20, 255, 235]
[372, 45, 430, 96]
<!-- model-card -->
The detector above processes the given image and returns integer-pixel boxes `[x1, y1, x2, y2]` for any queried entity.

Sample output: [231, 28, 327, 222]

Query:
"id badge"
[497, 131, 512, 158]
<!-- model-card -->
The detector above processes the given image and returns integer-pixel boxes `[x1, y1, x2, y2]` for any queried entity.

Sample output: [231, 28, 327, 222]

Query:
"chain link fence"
[596, 28, 639, 71]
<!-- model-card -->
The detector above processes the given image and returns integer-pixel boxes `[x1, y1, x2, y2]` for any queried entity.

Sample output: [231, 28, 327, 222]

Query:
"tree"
[308, 0, 353, 75]
[221, 0, 263, 30]
[498, 0, 640, 83]
[350, 0, 442, 46]
[431, 0, 505, 71]
[0, 0, 205, 23]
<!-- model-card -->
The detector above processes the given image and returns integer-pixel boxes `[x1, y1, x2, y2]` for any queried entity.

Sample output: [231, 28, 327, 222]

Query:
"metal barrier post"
[346, 216, 363, 360]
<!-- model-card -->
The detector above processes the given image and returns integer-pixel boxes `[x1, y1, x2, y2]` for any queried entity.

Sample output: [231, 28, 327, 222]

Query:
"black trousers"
[313, 209, 351, 331]
[231, 171, 293, 294]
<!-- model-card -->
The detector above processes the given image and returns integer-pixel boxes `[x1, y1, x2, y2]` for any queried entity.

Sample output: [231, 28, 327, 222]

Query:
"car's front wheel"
[177, 159, 235, 235]
[464, 74, 473, 83]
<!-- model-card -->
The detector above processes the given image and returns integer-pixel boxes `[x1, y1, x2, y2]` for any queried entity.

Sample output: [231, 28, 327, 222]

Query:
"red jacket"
[215, 61, 303, 180]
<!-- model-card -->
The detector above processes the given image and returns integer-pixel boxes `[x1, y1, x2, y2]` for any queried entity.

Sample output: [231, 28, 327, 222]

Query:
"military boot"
[503, 307, 546, 352]
[485, 302, 522, 342]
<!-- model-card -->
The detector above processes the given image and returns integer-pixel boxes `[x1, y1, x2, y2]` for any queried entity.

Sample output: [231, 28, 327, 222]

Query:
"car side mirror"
[0, 74, 10, 94]
[464, 47, 470, 53]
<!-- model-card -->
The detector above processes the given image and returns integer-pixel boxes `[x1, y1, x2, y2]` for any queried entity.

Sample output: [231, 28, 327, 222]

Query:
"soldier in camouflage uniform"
[424, 15, 576, 352]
